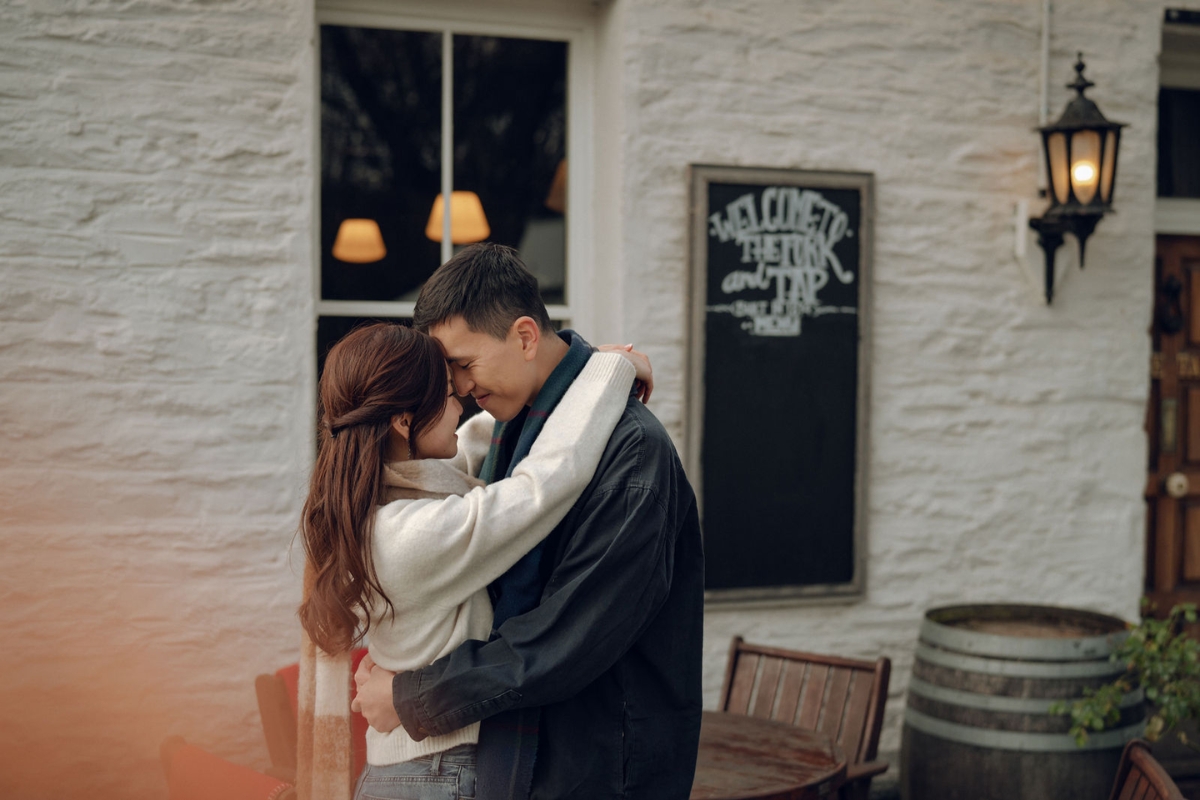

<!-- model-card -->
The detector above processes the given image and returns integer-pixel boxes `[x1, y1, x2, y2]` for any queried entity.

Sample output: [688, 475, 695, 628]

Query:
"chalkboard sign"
[687, 166, 872, 603]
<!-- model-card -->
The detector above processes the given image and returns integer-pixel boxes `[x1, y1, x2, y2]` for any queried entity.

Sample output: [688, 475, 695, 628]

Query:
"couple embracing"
[297, 243, 704, 800]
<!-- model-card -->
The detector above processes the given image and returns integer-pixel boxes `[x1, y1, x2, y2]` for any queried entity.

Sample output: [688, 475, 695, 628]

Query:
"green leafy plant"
[1051, 603, 1200, 750]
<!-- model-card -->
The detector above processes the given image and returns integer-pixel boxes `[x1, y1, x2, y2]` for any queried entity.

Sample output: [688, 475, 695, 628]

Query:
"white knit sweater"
[363, 352, 635, 766]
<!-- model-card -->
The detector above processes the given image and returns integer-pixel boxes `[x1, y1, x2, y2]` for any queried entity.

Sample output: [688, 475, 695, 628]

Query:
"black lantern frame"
[1029, 53, 1127, 304]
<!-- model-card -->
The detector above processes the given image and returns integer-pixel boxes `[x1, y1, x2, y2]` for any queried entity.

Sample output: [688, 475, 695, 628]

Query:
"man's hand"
[598, 343, 653, 404]
[350, 652, 402, 733]
[352, 650, 375, 705]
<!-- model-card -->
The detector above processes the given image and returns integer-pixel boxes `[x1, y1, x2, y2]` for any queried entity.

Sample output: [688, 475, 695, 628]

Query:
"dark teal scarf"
[476, 329, 592, 800]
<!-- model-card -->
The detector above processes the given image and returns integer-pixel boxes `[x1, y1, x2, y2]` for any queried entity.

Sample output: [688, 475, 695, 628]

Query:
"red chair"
[720, 636, 891, 800]
[1108, 739, 1186, 800]
[255, 648, 370, 783]
[160, 736, 295, 800]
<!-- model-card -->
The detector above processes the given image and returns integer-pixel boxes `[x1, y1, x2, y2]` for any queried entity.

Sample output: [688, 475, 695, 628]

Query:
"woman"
[296, 322, 644, 800]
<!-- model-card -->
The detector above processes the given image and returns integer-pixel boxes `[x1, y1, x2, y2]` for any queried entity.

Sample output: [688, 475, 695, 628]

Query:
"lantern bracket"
[1028, 215, 1066, 305]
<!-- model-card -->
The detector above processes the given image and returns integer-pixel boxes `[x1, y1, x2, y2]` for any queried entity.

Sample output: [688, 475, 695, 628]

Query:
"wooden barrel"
[901, 604, 1144, 800]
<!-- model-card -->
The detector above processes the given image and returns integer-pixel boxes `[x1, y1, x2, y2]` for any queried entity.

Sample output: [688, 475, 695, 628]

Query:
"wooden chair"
[160, 736, 296, 800]
[719, 636, 891, 800]
[1108, 740, 1186, 800]
[255, 647, 370, 784]
[255, 662, 301, 782]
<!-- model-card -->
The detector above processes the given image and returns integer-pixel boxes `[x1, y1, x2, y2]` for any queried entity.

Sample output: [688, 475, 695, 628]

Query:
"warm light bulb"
[1072, 162, 1097, 184]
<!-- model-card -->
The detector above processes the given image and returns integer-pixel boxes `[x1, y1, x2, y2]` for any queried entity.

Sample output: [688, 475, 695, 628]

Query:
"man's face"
[428, 315, 538, 422]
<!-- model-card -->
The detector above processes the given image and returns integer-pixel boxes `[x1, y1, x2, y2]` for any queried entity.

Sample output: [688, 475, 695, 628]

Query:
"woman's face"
[415, 384, 463, 460]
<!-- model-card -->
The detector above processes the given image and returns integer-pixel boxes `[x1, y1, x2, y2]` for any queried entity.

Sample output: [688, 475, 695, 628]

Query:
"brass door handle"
[1166, 472, 1190, 499]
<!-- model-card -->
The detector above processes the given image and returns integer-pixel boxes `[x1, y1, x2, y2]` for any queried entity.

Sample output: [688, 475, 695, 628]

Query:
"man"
[353, 243, 704, 800]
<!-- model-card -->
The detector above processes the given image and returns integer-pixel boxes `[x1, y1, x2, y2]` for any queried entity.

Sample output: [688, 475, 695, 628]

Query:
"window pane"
[453, 35, 568, 306]
[321, 26, 443, 301]
[1069, 130, 1101, 205]
[1047, 132, 1069, 205]
[317, 316, 402, 377]
[1158, 88, 1200, 199]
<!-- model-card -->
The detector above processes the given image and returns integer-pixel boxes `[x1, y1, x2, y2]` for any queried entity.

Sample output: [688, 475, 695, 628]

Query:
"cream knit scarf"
[295, 460, 483, 800]
[295, 586, 353, 800]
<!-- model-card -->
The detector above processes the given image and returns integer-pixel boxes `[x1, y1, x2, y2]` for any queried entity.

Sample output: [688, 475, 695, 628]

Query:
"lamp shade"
[1038, 54, 1126, 217]
[331, 218, 387, 264]
[425, 191, 490, 244]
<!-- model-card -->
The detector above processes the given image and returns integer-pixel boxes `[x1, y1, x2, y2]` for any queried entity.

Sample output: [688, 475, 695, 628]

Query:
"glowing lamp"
[425, 191, 490, 244]
[331, 218, 386, 264]
[1029, 53, 1126, 303]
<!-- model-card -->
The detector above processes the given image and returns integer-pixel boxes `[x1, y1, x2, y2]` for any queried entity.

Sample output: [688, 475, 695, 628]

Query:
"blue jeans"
[353, 745, 477, 800]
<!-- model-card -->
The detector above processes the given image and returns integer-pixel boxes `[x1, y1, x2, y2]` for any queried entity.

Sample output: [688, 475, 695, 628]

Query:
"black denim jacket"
[393, 396, 705, 800]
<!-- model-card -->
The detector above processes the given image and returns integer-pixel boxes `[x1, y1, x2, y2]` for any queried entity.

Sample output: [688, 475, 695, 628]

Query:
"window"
[314, 4, 593, 366]
[1156, 17, 1200, 234]
[1158, 88, 1200, 199]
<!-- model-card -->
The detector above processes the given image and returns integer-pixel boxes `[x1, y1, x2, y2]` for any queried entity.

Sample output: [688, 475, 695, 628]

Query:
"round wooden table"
[691, 711, 847, 800]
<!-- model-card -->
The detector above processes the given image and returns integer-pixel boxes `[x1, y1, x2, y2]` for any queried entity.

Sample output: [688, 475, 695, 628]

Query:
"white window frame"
[313, 0, 596, 332]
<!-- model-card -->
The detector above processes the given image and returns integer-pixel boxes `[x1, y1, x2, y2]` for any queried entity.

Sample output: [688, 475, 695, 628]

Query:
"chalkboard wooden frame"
[686, 165, 873, 604]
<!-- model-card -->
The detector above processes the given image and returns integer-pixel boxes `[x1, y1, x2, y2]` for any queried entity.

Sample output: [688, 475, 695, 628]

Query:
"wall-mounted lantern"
[1029, 53, 1126, 304]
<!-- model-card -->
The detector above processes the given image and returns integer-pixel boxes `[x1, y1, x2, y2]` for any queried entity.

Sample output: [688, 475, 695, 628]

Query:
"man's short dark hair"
[413, 242, 554, 339]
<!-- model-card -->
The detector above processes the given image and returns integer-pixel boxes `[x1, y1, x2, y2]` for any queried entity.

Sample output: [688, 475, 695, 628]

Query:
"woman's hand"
[598, 343, 653, 404]
[351, 652, 402, 733]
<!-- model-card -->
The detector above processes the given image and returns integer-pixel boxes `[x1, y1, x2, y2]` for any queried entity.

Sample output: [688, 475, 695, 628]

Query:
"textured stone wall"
[0, 1, 315, 797]
[605, 0, 1195, 768]
[1, 0, 1197, 797]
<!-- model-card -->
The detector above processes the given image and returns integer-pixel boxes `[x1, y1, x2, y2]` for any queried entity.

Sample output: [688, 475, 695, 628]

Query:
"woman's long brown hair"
[299, 323, 449, 654]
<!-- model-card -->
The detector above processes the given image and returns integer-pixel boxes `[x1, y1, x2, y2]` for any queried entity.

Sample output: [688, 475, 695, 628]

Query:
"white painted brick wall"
[0, 1, 315, 797]
[605, 0, 1198, 770]
[2, 0, 1197, 797]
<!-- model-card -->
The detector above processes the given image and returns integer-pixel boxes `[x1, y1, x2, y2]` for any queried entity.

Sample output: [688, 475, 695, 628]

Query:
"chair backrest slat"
[774, 660, 806, 723]
[752, 657, 785, 718]
[255, 674, 298, 771]
[819, 667, 853, 739]
[795, 663, 829, 730]
[1117, 767, 1143, 800]
[1108, 741, 1184, 800]
[839, 669, 875, 761]
[725, 651, 759, 715]
[720, 637, 891, 773]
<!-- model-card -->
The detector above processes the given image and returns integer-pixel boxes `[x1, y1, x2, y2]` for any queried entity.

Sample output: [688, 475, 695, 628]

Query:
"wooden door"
[1147, 235, 1200, 618]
